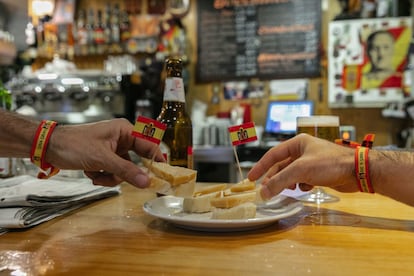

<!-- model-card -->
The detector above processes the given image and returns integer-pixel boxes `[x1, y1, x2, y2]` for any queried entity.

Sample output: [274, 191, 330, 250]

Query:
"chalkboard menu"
[196, 0, 322, 82]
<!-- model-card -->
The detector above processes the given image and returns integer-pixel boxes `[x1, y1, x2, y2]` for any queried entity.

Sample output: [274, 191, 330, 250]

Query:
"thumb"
[105, 155, 151, 188]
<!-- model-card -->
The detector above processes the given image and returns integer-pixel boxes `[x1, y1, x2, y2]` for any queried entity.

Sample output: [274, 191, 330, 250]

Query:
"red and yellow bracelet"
[336, 133, 375, 193]
[30, 120, 60, 179]
[355, 146, 374, 193]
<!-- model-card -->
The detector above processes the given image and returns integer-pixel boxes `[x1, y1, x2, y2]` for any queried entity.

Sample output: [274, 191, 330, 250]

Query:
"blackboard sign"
[196, 0, 322, 83]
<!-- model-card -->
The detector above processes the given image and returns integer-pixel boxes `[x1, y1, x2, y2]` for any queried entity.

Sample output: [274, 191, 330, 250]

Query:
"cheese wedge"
[142, 158, 197, 197]
[210, 190, 257, 209]
[142, 158, 197, 187]
[211, 202, 256, 219]
[229, 179, 256, 193]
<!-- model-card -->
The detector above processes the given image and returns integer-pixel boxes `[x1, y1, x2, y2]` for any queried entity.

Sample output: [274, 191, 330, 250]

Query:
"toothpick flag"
[228, 122, 258, 146]
[131, 116, 167, 145]
[228, 121, 258, 181]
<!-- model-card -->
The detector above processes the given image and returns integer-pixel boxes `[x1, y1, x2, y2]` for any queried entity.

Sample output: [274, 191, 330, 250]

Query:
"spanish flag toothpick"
[228, 122, 258, 181]
[228, 122, 258, 146]
[131, 116, 167, 170]
[132, 116, 167, 145]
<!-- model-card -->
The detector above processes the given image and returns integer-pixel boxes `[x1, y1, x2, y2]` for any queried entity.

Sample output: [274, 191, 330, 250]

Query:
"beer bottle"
[94, 9, 106, 54]
[75, 9, 88, 56]
[157, 58, 193, 168]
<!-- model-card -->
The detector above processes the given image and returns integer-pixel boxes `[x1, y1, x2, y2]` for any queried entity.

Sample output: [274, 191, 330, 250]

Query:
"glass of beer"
[296, 115, 340, 203]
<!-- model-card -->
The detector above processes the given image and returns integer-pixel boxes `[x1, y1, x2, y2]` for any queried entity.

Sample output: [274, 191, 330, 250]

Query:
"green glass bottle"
[0, 82, 12, 110]
[0, 81, 14, 178]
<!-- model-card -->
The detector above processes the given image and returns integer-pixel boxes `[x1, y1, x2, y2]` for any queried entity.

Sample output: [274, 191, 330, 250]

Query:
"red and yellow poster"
[360, 25, 410, 89]
[328, 17, 412, 107]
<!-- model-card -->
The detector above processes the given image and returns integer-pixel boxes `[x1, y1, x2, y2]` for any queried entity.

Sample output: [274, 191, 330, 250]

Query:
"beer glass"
[296, 116, 340, 203]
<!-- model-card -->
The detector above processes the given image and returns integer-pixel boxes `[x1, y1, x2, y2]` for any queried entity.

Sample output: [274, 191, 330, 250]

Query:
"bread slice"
[183, 191, 222, 213]
[148, 173, 195, 197]
[229, 179, 265, 204]
[193, 183, 228, 197]
[211, 202, 256, 219]
[142, 158, 197, 187]
[208, 179, 262, 219]
[182, 184, 228, 213]
[147, 172, 171, 194]
[229, 179, 256, 193]
[210, 190, 257, 208]
[173, 179, 196, 198]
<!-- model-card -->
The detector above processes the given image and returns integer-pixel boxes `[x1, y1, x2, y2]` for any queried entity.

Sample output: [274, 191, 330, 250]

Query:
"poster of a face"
[328, 17, 412, 107]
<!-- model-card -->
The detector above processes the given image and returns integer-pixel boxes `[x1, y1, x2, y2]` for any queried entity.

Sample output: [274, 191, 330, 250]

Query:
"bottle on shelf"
[25, 16, 37, 48]
[104, 3, 112, 47]
[0, 82, 14, 178]
[111, 3, 121, 43]
[120, 10, 131, 43]
[75, 9, 88, 56]
[94, 9, 106, 54]
[36, 16, 48, 50]
[109, 3, 122, 54]
[156, 58, 193, 168]
[86, 8, 96, 55]
[25, 16, 38, 60]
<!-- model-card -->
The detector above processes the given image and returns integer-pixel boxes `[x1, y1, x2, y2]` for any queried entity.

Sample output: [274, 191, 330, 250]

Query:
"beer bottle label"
[160, 142, 170, 163]
[163, 77, 185, 103]
[78, 29, 88, 45]
[187, 146, 193, 169]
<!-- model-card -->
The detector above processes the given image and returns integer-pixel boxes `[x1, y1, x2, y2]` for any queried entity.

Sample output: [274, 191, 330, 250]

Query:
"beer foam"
[297, 116, 339, 127]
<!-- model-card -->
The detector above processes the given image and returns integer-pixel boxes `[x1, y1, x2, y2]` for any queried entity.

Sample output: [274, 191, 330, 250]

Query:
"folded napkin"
[0, 175, 120, 228]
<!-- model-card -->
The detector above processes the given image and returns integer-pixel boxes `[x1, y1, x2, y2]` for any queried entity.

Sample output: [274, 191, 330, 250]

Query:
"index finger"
[247, 135, 303, 181]
[102, 153, 151, 188]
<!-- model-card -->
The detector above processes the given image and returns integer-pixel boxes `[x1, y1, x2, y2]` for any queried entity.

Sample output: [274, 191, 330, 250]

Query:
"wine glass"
[295, 115, 340, 203]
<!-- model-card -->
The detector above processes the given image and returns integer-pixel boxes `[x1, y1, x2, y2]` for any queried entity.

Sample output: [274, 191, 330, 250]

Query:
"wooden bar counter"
[1, 183, 414, 275]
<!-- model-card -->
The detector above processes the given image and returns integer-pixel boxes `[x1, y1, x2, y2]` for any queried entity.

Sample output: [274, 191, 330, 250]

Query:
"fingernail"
[134, 174, 149, 188]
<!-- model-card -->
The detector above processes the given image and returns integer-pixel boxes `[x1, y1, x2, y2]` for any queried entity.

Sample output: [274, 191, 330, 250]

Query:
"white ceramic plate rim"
[143, 195, 303, 232]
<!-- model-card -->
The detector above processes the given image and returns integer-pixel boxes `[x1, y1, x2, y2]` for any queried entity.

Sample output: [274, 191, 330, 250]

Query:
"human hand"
[247, 134, 358, 200]
[46, 118, 165, 188]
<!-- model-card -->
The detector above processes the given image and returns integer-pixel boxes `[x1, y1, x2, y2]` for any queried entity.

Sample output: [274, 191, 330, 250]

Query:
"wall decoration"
[269, 79, 308, 100]
[223, 81, 264, 101]
[328, 17, 412, 107]
[52, 0, 76, 24]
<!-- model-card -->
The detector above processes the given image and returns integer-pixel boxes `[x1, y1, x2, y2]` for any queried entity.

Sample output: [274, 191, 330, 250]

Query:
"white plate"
[143, 195, 303, 232]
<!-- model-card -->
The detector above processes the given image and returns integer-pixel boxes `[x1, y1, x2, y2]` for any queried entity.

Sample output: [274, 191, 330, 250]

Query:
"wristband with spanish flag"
[355, 146, 374, 193]
[30, 120, 60, 179]
[335, 133, 375, 193]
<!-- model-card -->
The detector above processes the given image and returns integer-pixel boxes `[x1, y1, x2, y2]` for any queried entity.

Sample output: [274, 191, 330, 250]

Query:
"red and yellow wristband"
[355, 146, 374, 193]
[30, 120, 60, 179]
[335, 133, 375, 149]
[336, 133, 375, 193]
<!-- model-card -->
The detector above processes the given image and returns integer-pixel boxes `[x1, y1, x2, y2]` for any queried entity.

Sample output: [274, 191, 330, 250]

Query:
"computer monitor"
[264, 100, 314, 137]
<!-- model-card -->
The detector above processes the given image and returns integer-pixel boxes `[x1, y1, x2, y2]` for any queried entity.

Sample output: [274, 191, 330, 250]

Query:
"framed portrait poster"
[52, 0, 76, 24]
[328, 17, 412, 107]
